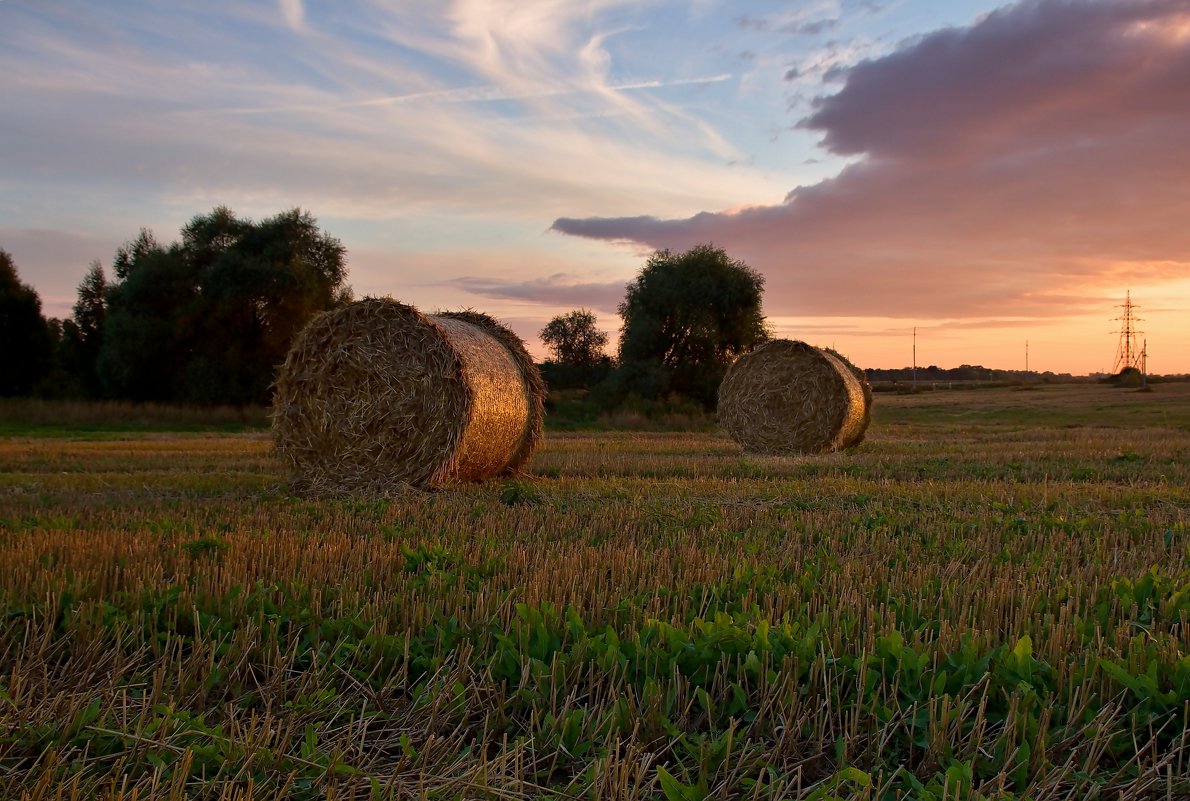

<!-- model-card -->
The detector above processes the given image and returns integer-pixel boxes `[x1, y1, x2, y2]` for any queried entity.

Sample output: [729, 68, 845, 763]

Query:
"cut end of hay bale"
[437, 309, 545, 474]
[271, 298, 545, 494]
[717, 339, 872, 455]
[822, 346, 873, 447]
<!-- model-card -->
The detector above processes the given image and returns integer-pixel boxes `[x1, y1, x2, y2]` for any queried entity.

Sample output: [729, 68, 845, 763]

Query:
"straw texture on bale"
[718, 339, 871, 455]
[272, 298, 544, 493]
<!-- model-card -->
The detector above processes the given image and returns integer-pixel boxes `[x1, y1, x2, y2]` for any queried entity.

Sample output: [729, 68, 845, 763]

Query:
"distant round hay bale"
[272, 298, 544, 493]
[717, 339, 871, 455]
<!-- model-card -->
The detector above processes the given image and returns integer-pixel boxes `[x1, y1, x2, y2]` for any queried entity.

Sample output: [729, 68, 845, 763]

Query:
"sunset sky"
[3, 0, 1188, 374]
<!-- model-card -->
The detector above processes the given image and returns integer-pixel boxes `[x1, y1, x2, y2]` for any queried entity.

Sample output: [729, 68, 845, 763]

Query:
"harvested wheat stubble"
[272, 298, 544, 493]
[718, 339, 871, 455]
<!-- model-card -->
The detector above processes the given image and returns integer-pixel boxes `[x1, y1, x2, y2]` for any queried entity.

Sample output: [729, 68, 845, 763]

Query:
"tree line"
[865, 365, 1076, 383]
[3, 207, 767, 410]
[1, 207, 350, 405]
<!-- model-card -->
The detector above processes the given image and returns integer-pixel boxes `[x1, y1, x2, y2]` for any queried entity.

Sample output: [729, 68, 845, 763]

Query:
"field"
[1, 384, 1188, 800]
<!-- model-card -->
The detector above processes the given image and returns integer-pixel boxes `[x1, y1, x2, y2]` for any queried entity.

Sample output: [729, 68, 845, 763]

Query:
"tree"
[617, 244, 768, 407]
[43, 318, 88, 399]
[540, 309, 608, 367]
[97, 207, 351, 405]
[179, 205, 248, 272]
[112, 229, 163, 280]
[71, 261, 107, 397]
[98, 237, 198, 402]
[539, 309, 611, 391]
[182, 207, 349, 405]
[0, 249, 53, 396]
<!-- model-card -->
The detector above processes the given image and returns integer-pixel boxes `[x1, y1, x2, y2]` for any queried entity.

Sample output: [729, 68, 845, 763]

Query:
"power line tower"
[1111, 291, 1143, 374]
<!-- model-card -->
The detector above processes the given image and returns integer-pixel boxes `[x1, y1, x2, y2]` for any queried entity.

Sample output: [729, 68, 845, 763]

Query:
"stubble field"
[1, 384, 1188, 800]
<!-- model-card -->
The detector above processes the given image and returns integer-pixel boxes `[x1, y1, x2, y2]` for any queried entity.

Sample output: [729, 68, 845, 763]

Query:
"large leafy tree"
[0, 249, 54, 396]
[617, 244, 768, 407]
[98, 207, 350, 405]
[182, 207, 349, 404]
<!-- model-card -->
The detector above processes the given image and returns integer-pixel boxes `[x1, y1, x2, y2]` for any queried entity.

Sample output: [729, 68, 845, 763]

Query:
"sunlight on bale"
[272, 298, 544, 493]
[718, 339, 872, 455]
[823, 346, 873, 447]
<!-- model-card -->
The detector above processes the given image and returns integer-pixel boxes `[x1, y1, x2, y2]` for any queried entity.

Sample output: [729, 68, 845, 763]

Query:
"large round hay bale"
[717, 339, 871, 455]
[272, 298, 544, 492]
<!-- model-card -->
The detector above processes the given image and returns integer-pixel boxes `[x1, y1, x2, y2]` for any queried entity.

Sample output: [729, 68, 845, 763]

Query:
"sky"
[2, 0, 1188, 375]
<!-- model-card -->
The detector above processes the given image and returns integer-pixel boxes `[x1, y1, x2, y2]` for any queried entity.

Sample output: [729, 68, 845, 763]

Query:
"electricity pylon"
[1111, 291, 1143, 374]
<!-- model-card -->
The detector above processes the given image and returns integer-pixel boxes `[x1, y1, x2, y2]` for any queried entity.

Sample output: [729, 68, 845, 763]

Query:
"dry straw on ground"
[718, 339, 871, 455]
[272, 298, 544, 493]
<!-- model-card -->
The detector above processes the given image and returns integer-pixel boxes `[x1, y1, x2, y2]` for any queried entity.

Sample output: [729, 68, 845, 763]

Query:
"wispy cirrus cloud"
[2, 1, 769, 325]
[208, 72, 734, 114]
[0, 0, 782, 263]
[278, 0, 304, 32]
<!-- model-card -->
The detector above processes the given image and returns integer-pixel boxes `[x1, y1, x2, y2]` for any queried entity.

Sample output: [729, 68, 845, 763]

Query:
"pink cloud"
[552, 0, 1190, 320]
[446, 273, 627, 312]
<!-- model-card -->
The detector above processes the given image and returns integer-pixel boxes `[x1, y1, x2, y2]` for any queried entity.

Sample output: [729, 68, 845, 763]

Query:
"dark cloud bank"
[553, 0, 1190, 319]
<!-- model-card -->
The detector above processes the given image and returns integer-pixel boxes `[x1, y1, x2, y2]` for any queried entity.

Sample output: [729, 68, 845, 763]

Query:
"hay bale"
[717, 339, 871, 455]
[272, 298, 544, 492]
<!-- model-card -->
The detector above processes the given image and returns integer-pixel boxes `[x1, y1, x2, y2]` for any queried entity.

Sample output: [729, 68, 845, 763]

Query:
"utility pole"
[912, 327, 917, 390]
[1025, 340, 1029, 375]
